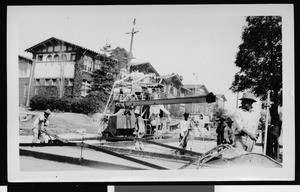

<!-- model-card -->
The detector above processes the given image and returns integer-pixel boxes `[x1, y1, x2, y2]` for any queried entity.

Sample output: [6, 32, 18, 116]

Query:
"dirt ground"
[19, 108, 100, 136]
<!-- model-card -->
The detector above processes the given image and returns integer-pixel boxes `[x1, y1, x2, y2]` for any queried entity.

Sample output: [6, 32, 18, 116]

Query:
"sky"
[11, 5, 290, 113]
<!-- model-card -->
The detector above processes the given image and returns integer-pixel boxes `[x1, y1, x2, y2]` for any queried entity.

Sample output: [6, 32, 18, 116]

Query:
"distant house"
[183, 84, 209, 96]
[130, 62, 160, 76]
[215, 94, 227, 109]
[183, 84, 211, 115]
[129, 62, 163, 93]
[183, 84, 227, 119]
[18, 55, 33, 106]
[24, 37, 109, 98]
[158, 74, 185, 99]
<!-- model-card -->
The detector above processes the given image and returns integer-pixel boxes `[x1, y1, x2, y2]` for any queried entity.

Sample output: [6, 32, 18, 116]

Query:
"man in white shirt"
[234, 92, 260, 152]
[32, 109, 51, 143]
[179, 113, 193, 154]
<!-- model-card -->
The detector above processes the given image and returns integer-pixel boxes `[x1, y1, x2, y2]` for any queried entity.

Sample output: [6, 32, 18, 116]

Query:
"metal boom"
[122, 92, 216, 107]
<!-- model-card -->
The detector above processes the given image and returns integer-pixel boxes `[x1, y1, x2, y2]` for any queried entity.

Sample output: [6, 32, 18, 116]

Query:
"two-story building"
[184, 84, 210, 115]
[158, 74, 186, 99]
[18, 55, 33, 106]
[24, 37, 109, 99]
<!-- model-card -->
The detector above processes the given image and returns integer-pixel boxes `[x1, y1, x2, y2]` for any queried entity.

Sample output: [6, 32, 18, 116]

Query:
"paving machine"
[99, 71, 216, 138]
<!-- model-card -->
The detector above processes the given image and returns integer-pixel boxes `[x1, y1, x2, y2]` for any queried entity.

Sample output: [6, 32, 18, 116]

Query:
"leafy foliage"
[30, 95, 101, 114]
[230, 16, 282, 106]
[89, 59, 116, 103]
[110, 47, 130, 70]
[230, 17, 283, 157]
[212, 104, 227, 120]
[89, 47, 129, 104]
[169, 104, 185, 118]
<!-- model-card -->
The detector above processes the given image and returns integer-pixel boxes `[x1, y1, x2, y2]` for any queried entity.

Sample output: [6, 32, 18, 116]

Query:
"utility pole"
[26, 58, 36, 107]
[193, 73, 198, 113]
[236, 92, 239, 109]
[263, 90, 271, 155]
[126, 18, 139, 71]
[59, 41, 65, 98]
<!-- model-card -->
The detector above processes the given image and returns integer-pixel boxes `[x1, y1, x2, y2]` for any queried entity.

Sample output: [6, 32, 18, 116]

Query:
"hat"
[183, 112, 189, 117]
[44, 109, 51, 115]
[240, 92, 257, 102]
[225, 117, 234, 124]
[217, 117, 225, 122]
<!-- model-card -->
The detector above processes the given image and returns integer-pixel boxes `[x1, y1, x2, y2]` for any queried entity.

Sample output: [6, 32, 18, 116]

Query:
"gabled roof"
[19, 55, 34, 62]
[216, 94, 227, 102]
[183, 84, 209, 94]
[25, 37, 101, 56]
[130, 62, 160, 76]
[181, 86, 192, 92]
[158, 74, 183, 86]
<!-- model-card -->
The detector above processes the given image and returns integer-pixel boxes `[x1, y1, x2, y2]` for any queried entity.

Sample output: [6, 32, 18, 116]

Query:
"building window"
[88, 60, 93, 72]
[52, 79, 57, 86]
[48, 46, 53, 52]
[37, 55, 43, 61]
[45, 79, 51, 86]
[19, 62, 30, 77]
[35, 79, 40, 86]
[70, 54, 76, 60]
[53, 54, 59, 62]
[46, 55, 52, 62]
[81, 80, 91, 97]
[173, 88, 177, 96]
[42, 47, 47, 52]
[54, 45, 60, 52]
[61, 45, 66, 51]
[67, 45, 73, 51]
[61, 54, 67, 61]
[68, 79, 73, 86]
[23, 84, 28, 98]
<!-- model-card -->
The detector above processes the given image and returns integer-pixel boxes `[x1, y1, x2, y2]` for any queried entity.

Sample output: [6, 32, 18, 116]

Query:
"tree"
[212, 104, 227, 120]
[230, 16, 282, 159]
[89, 56, 117, 103]
[110, 47, 130, 71]
[89, 47, 129, 105]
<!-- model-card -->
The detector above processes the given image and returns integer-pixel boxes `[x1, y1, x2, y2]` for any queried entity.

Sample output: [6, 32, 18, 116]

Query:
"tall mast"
[126, 18, 139, 70]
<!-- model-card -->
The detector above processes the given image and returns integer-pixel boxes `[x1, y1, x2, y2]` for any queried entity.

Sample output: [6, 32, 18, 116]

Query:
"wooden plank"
[20, 142, 195, 166]
[140, 139, 203, 157]
[20, 142, 168, 170]
[80, 143, 169, 170]
[20, 148, 146, 170]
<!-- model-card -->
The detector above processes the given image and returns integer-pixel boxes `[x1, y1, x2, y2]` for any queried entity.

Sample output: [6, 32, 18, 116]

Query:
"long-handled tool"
[40, 129, 68, 143]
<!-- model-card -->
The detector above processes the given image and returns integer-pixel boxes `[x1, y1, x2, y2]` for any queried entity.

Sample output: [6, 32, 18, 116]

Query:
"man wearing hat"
[223, 117, 234, 144]
[216, 117, 226, 145]
[234, 92, 260, 152]
[32, 109, 51, 143]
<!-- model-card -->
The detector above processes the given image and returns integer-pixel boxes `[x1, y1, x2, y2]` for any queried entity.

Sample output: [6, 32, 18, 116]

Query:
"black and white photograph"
[7, 5, 294, 182]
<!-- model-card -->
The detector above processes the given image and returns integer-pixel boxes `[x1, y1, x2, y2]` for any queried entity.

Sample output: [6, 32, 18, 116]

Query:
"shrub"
[30, 95, 101, 114]
[169, 104, 185, 118]
[71, 97, 100, 114]
[30, 95, 48, 110]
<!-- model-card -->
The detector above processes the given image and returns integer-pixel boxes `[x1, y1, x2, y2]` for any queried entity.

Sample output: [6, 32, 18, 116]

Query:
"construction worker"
[178, 112, 193, 154]
[234, 92, 260, 152]
[216, 117, 226, 145]
[223, 117, 234, 144]
[133, 111, 145, 150]
[32, 109, 51, 143]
